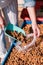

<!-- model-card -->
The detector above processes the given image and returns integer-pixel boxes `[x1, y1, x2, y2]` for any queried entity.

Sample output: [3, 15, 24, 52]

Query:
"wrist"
[32, 22, 37, 27]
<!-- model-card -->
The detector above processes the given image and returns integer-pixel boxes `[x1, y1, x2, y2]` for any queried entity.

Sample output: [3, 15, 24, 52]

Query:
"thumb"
[37, 28, 40, 37]
[33, 28, 38, 37]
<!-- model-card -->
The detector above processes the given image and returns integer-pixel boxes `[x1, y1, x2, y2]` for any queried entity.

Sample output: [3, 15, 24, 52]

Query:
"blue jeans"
[24, 0, 36, 7]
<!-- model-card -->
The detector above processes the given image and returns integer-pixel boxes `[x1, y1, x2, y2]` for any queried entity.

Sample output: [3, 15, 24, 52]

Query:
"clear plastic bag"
[15, 33, 36, 51]
[0, 29, 7, 63]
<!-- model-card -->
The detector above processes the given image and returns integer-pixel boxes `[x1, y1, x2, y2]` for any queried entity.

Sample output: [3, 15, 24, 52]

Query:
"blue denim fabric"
[24, 0, 36, 7]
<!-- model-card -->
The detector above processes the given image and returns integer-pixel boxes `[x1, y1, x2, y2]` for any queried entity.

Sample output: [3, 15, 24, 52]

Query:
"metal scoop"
[5, 23, 26, 36]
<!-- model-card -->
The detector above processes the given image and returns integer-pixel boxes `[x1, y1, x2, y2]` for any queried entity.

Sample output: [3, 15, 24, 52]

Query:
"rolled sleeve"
[24, 0, 36, 7]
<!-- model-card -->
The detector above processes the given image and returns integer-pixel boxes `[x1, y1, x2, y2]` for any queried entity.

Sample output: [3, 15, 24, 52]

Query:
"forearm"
[27, 7, 37, 26]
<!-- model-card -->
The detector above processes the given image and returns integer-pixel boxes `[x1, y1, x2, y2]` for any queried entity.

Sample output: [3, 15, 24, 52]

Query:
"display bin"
[2, 42, 16, 65]
[21, 20, 43, 28]
[2, 20, 43, 65]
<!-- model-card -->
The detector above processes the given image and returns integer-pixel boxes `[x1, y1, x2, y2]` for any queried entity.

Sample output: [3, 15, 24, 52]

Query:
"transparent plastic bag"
[0, 29, 7, 63]
[15, 33, 36, 51]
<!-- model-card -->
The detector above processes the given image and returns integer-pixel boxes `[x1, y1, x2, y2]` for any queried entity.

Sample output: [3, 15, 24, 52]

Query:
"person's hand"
[32, 24, 40, 37]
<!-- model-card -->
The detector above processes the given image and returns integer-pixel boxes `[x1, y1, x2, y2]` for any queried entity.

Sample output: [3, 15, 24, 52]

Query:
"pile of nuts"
[5, 24, 43, 65]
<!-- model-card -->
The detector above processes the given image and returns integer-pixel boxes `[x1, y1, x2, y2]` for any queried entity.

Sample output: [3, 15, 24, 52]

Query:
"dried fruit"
[5, 24, 43, 65]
